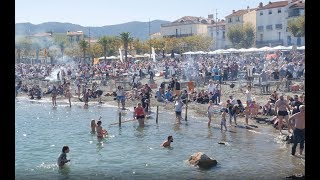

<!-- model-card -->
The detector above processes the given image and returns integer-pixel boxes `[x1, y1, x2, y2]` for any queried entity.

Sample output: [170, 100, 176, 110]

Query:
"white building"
[255, 0, 305, 47]
[225, 7, 257, 48]
[160, 16, 214, 38]
[286, 0, 305, 46]
[207, 20, 227, 49]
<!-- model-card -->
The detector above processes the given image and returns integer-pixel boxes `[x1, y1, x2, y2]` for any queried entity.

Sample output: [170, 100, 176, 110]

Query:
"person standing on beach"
[207, 100, 215, 127]
[57, 146, 70, 168]
[174, 97, 184, 124]
[51, 85, 57, 107]
[275, 95, 291, 134]
[65, 82, 72, 107]
[288, 105, 305, 156]
[116, 86, 125, 109]
[244, 105, 250, 125]
[221, 108, 228, 131]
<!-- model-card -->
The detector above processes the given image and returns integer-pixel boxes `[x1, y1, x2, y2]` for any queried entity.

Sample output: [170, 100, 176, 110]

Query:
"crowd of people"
[15, 50, 305, 166]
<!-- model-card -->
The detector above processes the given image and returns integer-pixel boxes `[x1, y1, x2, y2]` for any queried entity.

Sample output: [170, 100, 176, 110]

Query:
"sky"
[16, 0, 274, 27]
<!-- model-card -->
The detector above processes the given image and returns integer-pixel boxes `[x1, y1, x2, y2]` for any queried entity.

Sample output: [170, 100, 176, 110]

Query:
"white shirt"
[208, 83, 216, 94]
[246, 90, 252, 102]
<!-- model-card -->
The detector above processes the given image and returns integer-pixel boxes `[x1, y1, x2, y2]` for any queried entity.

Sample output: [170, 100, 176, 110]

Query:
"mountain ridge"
[15, 20, 170, 40]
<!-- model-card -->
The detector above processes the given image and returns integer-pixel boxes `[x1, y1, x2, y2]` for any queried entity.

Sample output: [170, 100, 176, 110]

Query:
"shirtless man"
[274, 95, 291, 134]
[288, 105, 305, 156]
[161, 135, 173, 147]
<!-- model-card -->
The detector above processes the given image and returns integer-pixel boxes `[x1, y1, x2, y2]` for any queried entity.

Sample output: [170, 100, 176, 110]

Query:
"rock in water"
[188, 152, 217, 169]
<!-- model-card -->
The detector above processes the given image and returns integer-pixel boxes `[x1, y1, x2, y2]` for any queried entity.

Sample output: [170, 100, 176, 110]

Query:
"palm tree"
[98, 36, 112, 62]
[78, 40, 89, 64]
[119, 32, 133, 62]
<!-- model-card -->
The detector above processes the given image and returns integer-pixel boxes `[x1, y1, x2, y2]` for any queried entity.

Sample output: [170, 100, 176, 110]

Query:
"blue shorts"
[117, 96, 125, 102]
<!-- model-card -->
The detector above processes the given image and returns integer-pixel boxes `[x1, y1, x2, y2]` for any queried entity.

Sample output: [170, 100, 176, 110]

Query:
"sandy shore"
[16, 75, 304, 127]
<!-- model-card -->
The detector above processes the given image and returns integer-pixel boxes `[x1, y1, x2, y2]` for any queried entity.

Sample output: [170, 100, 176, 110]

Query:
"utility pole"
[149, 18, 151, 60]
[216, 9, 218, 50]
[88, 27, 91, 65]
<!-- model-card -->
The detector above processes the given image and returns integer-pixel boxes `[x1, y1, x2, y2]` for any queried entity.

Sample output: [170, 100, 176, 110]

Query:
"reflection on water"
[15, 99, 304, 179]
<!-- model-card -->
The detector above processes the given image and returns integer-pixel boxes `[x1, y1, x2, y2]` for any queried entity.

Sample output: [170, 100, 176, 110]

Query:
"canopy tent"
[271, 45, 292, 51]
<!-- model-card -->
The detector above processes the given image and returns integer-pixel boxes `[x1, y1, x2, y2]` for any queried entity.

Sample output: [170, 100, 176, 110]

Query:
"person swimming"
[161, 135, 174, 147]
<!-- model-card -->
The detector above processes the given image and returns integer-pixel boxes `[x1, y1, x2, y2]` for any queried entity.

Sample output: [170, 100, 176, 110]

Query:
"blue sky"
[16, 0, 273, 26]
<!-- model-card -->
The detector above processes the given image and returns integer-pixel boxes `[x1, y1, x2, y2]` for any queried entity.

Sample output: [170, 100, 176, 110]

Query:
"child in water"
[57, 146, 70, 168]
[244, 106, 250, 125]
[221, 108, 228, 131]
[96, 120, 108, 139]
[90, 116, 102, 133]
[91, 119, 96, 133]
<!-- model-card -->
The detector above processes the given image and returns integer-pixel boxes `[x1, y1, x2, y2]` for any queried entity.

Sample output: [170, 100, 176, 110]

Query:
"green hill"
[15, 20, 170, 40]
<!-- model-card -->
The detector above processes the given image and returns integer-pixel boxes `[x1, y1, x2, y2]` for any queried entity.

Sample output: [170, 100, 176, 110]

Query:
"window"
[216, 31, 219, 35]
[278, 8, 281, 13]
[266, 25, 273, 30]
[236, 17, 240, 22]
[260, 34, 263, 41]
[268, 10, 272, 14]
[222, 31, 225, 39]
[228, 18, 232, 23]
[211, 32, 213, 38]
[258, 26, 264, 31]
[278, 32, 281, 40]
[275, 24, 282, 29]
[260, 11, 263, 16]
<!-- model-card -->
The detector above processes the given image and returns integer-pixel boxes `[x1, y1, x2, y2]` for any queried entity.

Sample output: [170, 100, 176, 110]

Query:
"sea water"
[15, 98, 305, 179]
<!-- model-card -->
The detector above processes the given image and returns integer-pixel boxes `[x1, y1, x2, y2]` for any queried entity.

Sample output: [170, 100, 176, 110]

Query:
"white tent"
[258, 46, 272, 51]
[271, 45, 292, 51]
[182, 51, 195, 55]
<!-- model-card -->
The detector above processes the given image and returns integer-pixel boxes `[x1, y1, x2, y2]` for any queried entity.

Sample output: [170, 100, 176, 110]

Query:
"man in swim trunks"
[275, 95, 291, 134]
[288, 105, 305, 156]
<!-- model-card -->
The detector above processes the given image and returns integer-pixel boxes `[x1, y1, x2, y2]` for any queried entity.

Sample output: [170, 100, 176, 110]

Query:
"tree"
[287, 15, 305, 37]
[91, 43, 103, 59]
[98, 36, 112, 62]
[241, 23, 255, 48]
[78, 40, 89, 64]
[227, 25, 244, 48]
[226, 23, 255, 48]
[119, 32, 133, 62]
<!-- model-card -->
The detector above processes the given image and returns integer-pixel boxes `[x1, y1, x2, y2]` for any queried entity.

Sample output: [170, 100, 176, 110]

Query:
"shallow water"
[15, 98, 305, 179]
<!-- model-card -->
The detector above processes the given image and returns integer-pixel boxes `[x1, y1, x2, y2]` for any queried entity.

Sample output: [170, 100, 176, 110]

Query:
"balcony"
[163, 33, 193, 38]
